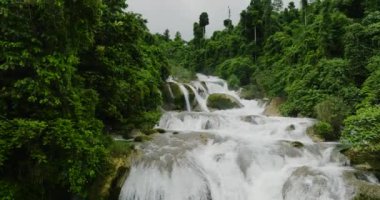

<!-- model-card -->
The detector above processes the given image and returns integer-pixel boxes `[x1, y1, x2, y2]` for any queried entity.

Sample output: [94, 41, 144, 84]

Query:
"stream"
[119, 74, 364, 200]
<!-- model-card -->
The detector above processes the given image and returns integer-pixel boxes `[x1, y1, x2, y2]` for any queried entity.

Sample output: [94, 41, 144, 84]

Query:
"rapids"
[119, 74, 363, 200]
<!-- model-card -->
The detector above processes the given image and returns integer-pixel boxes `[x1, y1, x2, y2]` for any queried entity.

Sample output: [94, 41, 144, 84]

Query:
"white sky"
[127, 0, 298, 40]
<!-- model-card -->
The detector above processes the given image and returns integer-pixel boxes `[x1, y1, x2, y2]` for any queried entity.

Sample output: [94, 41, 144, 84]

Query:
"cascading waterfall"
[119, 74, 373, 200]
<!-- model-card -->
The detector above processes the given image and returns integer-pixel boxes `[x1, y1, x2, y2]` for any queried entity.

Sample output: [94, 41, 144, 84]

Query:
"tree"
[174, 31, 183, 42]
[163, 29, 170, 41]
[301, 0, 308, 25]
[199, 12, 209, 37]
[224, 19, 233, 29]
[273, 0, 283, 11]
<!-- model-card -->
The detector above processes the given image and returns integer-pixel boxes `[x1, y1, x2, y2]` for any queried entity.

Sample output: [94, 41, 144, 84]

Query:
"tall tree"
[164, 29, 170, 41]
[273, 0, 283, 11]
[174, 31, 183, 42]
[301, 0, 308, 25]
[199, 12, 210, 37]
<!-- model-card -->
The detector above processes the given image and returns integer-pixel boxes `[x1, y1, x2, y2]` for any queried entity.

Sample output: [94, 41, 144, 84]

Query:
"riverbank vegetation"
[0, 0, 168, 199]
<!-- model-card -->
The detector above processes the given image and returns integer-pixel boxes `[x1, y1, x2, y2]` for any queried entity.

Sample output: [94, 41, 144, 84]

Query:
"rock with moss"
[344, 170, 380, 200]
[306, 125, 325, 143]
[206, 93, 243, 110]
[89, 143, 140, 200]
[154, 128, 166, 134]
[344, 149, 380, 179]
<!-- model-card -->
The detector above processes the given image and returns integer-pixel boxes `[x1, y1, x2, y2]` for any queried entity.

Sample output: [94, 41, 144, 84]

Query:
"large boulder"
[344, 170, 380, 200]
[207, 93, 243, 110]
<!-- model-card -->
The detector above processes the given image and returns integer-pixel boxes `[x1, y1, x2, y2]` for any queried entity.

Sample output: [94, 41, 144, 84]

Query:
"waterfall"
[119, 74, 359, 200]
[186, 84, 209, 112]
[178, 84, 191, 112]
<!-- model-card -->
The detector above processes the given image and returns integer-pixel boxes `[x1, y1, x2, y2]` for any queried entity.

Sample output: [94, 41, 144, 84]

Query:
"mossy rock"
[154, 128, 166, 134]
[291, 141, 304, 148]
[345, 149, 380, 179]
[344, 171, 380, 200]
[207, 93, 243, 110]
[306, 126, 325, 142]
[133, 134, 151, 142]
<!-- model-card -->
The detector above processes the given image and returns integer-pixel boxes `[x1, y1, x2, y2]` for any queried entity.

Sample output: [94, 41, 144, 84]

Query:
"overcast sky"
[127, 0, 298, 40]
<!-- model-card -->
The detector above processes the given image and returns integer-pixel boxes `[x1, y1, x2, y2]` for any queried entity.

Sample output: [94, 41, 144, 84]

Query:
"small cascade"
[119, 74, 369, 200]
[164, 74, 243, 113]
[178, 84, 191, 112]
[186, 84, 209, 112]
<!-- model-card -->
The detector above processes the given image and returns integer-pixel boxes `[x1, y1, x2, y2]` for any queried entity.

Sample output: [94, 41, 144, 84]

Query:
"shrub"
[314, 121, 335, 140]
[341, 106, 380, 154]
[314, 96, 350, 132]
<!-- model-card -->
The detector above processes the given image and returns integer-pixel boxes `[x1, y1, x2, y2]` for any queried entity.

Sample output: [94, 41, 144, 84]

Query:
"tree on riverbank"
[0, 0, 168, 199]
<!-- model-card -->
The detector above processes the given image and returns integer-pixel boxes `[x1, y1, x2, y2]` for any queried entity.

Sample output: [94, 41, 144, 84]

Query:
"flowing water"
[119, 74, 362, 200]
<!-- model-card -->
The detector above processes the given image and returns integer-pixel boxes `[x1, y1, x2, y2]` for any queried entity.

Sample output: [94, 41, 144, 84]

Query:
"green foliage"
[0, 180, 18, 200]
[341, 107, 380, 154]
[0, 0, 168, 199]
[109, 141, 134, 156]
[0, 118, 107, 198]
[216, 57, 254, 86]
[313, 121, 334, 141]
[314, 97, 350, 132]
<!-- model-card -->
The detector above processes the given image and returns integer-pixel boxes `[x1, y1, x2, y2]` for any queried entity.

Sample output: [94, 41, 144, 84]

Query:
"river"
[119, 74, 360, 200]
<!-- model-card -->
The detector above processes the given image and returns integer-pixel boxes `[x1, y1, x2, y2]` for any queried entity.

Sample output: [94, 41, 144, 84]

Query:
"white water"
[119, 74, 355, 200]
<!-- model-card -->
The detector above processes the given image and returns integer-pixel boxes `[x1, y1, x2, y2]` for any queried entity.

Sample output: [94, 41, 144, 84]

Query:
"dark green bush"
[341, 106, 380, 154]
[314, 96, 350, 132]
[314, 121, 335, 140]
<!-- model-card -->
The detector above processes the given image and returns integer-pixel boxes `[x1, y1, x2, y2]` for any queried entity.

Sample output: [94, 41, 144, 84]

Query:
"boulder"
[286, 124, 296, 131]
[263, 97, 285, 116]
[154, 128, 166, 134]
[291, 141, 304, 148]
[206, 93, 243, 110]
[306, 126, 325, 143]
[344, 171, 380, 200]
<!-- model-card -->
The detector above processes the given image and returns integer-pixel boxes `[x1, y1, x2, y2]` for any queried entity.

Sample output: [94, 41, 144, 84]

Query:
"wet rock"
[344, 171, 380, 200]
[154, 128, 166, 134]
[88, 151, 139, 200]
[241, 115, 260, 124]
[344, 150, 380, 181]
[134, 135, 151, 142]
[172, 131, 179, 135]
[306, 126, 325, 142]
[206, 93, 243, 110]
[263, 97, 285, 116]
[281, 140, 304, 149]
[291, 141, 304, 148]
[286, 124, 296, 131]
[204, 120, 213, 129]
[282, 167, 339, 200]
